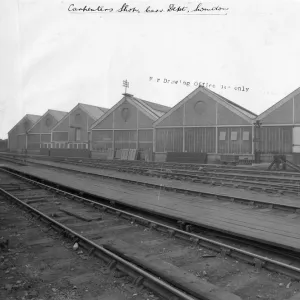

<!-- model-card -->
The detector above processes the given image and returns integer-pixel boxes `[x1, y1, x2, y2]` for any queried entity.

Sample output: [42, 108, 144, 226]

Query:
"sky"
[1, 0, 300, 139]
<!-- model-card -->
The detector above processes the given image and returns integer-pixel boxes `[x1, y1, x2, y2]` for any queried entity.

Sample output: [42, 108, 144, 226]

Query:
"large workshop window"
[75, 128, 81, 141]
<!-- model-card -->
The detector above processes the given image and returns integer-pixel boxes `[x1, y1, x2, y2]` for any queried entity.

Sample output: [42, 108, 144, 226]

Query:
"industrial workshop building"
[8, 114, 41, 152]
[51, 103, 108, 150]
[7, 86, 300, 164]
[255, 87, 300, 161]
[90, 93, 170, 158]
[153, 86, 257, 162]
[26, 109, 67, 152]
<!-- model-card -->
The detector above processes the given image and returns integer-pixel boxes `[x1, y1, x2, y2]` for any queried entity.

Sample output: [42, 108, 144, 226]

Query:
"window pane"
[219, 131, 226, 140]
[243, 131, 250, 141]
[231, 131, 237, 141]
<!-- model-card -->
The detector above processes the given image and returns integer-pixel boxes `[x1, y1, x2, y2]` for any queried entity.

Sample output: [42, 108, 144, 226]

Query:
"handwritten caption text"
[68, 3, 229, 15]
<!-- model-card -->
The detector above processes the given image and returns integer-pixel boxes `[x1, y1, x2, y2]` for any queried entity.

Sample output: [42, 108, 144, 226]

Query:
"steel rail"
[0, 186, 200, 300]
[49, 160, 300, 195]
[56, 157, 300, 177]
[1, 159, 299, 213]
[2, 154, 300, 186]
[1, 167, 300, 280]
[2, 152, 300, 178]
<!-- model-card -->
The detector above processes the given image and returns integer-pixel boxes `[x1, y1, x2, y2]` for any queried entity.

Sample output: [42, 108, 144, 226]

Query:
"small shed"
[8, 114, 41, 152]
[256, 87, 300, 156]
[153, 86, 257, 160]
[27, 109, 67, 151]
[90, 93, 170, 156]
[51, 103, 108, 149]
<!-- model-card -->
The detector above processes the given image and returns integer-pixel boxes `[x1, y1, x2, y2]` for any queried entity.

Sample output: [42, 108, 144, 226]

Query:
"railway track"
[2, 152, 300, 177]
[2, 153, 300, 196]
[1, 166, 300, 299]
[53, 156, 300, 177]
[2, 155, 300, 215]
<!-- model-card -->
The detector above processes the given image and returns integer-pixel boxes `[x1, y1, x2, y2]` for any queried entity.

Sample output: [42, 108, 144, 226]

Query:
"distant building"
[255, 87, 300, 161]
[27, 109, 67, 152]
[8, 114, 41, 152]
[0, 139, 8, 151]
[153, 86, 257, 162]
[90, 93, 170, 156]
[51, 103, 108, 149]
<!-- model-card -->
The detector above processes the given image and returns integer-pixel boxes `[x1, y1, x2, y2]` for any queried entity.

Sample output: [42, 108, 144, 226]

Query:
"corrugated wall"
[115, 130, 137, 149]
[218, 127, 252, 154]
[52, 132, 68, 142]
[138, 129, 153, 150]
[0, 140, 8, 150]
[156, 128, 183, 152]
[184, 127, 215, 153]
[258, 126, 292, 153]
[17, 135, 26, 150]
[92, 130, 113, 151]
[156, 126, 252, 154]
[91, 129, 153, 151]
[41, 134, 51, 143]
[28, 134, 41, 150]
[8, 130, 18, 150]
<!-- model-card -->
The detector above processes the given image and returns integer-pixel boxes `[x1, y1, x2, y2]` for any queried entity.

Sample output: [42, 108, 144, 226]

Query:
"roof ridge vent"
[122, 93, 134, 97]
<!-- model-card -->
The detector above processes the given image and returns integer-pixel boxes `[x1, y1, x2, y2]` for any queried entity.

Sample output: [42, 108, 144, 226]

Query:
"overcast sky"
[1, 0, 300, 139]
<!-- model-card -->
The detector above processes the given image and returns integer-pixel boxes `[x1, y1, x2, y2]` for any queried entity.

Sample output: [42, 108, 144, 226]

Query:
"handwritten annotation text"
[149, 77, 250, 92]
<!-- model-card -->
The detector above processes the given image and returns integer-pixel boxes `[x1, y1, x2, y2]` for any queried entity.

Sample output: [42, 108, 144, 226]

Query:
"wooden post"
[136, 108, 139, 150]
[153, 128, 156, 153]
[239, 128, 242, 154]
[183, 103, 186, 152]
[227, 128, 230, 154]
[112, 111, 115, 151]
[251, 124, 254, 155]
[293, 97, 295, 124]
[215, 102, 218, 154]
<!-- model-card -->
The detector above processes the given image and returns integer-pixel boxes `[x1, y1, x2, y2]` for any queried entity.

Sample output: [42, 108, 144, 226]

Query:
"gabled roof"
[52, 103, 108, 131]
[256, 86, 300, 121]
[26, 114, 41, 123]
[91, 94, 171, 130]
[27, 109, 68, 132]
[154, 86, 257, 127]
[8, 114, 41, 134]
[79, 103, 109, 120]
[49, 109, 68, 121]
[130, 96, 170, 118]
[209, 90, 257, 119]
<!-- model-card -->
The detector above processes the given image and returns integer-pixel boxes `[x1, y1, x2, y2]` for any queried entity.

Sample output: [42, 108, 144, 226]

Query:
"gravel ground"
[0, 197, 160, 300]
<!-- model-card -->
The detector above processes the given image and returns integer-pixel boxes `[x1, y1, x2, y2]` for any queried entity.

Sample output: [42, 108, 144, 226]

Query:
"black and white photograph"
[1, 0, 300, 299]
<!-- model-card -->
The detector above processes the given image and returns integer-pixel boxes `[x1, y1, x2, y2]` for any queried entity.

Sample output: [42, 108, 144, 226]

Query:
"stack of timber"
[121, 149, 129, 160]
[107, 148, 115, 160]
[128, 149, 138, 161]
[115, 149, 122, 159]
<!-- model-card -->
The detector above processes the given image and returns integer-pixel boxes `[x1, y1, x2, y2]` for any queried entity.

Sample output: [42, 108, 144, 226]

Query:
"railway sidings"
[1, 165, 300, 299]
